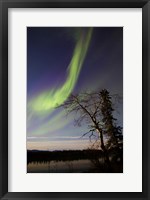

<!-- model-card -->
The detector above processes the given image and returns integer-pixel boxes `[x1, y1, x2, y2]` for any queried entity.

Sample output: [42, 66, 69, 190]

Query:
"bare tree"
[63, 90, 121, 145]
[63, 93, 104, 147]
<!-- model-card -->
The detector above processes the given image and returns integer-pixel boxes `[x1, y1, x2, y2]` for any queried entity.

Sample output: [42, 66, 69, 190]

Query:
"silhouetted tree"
[61, 89, 122, 168]
[100, 89, 119, 149]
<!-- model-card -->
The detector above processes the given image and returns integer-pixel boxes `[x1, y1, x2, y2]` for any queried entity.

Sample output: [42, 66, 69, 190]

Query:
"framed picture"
[0, 0, 149, 199]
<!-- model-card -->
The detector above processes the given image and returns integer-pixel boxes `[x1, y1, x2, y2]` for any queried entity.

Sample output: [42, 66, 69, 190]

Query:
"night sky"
[27, 27, 123, 151]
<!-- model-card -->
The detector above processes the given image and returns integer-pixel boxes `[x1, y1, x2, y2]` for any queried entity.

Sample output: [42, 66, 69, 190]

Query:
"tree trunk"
[98, 129, 112, 172]
[98, 129, 105, 151]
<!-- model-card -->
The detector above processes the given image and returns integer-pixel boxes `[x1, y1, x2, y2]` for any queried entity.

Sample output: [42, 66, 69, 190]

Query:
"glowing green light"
[29, 28, 92, 112]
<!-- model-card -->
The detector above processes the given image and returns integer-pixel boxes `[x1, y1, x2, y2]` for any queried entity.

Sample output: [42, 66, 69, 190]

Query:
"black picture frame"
[0, 0, 149, 199]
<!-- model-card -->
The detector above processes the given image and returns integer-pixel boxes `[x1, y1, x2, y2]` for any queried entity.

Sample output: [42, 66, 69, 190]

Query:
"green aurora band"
[29, 28, 93, 113]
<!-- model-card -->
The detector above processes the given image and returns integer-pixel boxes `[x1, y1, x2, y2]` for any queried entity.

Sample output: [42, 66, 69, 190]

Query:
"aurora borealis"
[27, 27, 123, 150]
[29, 28, 92, 112]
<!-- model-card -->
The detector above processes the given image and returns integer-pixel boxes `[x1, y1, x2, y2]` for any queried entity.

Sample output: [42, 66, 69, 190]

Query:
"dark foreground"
[27, 148, 123, 173]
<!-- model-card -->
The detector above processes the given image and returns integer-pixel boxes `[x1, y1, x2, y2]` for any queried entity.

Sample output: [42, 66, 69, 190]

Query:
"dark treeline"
[27, 147, 123, 165]
[27, 149, 103, 164]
